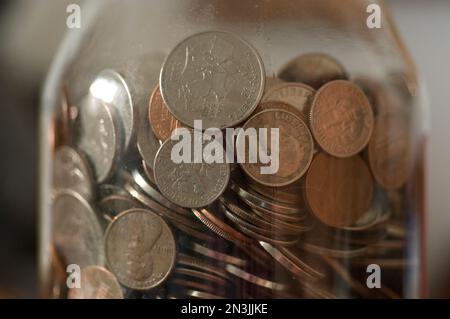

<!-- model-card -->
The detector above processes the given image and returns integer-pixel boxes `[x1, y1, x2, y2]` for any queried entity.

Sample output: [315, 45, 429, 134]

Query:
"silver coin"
[153, 137, 230, 208]
[160, 31, 265, 128]
[76, 95, 119, 183]
[52, 190, 104, 267]
[53, 146, 94, 200]
[104, 209, 176, 290]
[68, 266, 124, 299]
[89, 69, 135, 151]
[137, 106, 161, 169]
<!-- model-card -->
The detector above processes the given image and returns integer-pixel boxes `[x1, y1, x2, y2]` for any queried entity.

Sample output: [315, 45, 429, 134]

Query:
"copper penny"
[237, 109, 314, 187]
[310, 80, 374, 158]
[278, 53, 347, 89]
[253, 100, 306, 123]
[305, 152, 373, 228]
[262, 82, 315, 118]
[149, 85, 185, 141]
[368, 114, 411, 190]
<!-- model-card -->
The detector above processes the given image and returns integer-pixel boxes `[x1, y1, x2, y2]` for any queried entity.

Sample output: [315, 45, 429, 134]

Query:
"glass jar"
[39, 0, 427, 299]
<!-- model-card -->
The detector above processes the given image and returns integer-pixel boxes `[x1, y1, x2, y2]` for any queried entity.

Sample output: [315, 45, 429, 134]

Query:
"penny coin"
[253, 100, 306, 123]
[237, 109, 314, 187]
[305, 152, 373, 228]
[68, 266, 124, 299]
[160, 31, 265, 128]
[154, 136, 230, 208]
[104, 209, 176, 290]
[278, 53, 347, 89]
[56, 86, 73, 145]
[76, 95, 119, 183]
[90, 69, 135, 151]
[52, 190, 104, 267]
[368, 114, 411, 190]
[137, 101, 161, 169]
[262, 82, 315, 117]
[149, 85, 185, 141]
[53, 146, 94, 200]
[310, 80, 374, 158]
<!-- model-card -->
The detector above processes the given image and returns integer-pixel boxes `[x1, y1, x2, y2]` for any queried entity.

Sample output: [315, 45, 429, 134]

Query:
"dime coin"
[160, 31, 265, 128]
[76, 96, 119, 183]
[154, 136, 230, 208]
[237, 109, 314, 187]
[90, 69, 135, 150]
[310, 80, 373, 158]
[262, 82, 315, 117]
[137, 102, 161, 169]
[368, 114, 411, 190]
[52, 190, 104, 267]
[68, 266, 124, 299]
[278, 53, 347, 89]
[99, 194, 140, 217]
[105, 209, 176, 290]
[305, 153, 373, 228]
[149, 85, 185, 141]
[53, 146, 94, 200]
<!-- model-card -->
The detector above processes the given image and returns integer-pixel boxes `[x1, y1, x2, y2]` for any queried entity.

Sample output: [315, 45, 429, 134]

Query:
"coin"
[90, 69, 135, 151]
[154, 137, 230, 208]
[137, 101, 161, 169]
[99, 194, 140, 217]
[104, 209, 176, 290]
[305, 152, 373, 228]
[237, 109, 314, 187]
[76, 95, 119, 182]
[278, 53, 347, 89]
[149, 85, 185, 141]
[310, 80, 374, 158]
[53, 146, 94, 200]
[368, 114, 411, 190]
[56, 86, 73, 145]
[262, 82, 315, 118]
[68, 266, 124, 299]
[160, 31, 265, 128]
[253, 100, 306, 123]
[52, 190, 104, 267]
[225, 264, 287, 291]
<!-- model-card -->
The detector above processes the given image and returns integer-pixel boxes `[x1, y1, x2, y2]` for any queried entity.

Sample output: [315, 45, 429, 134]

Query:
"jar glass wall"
[39, 0, 427, 299]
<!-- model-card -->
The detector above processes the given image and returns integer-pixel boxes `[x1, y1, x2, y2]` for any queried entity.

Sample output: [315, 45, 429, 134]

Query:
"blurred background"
[0, 0, 448, 298]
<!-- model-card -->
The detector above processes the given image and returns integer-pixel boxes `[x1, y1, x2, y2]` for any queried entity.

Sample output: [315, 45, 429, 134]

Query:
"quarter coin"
[53, 146, 94, 200]
[104, 209, 176, 290]
[160, 31, 265, 128]
[76, 96, 119, 183]
[52, 190, 104, 267]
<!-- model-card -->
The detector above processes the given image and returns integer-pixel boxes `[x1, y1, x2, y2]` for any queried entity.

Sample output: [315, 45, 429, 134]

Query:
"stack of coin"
[50, 30, 415, 299]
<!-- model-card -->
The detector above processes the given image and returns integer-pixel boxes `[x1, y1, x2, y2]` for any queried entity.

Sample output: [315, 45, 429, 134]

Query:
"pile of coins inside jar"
[50, 31, 416, 299]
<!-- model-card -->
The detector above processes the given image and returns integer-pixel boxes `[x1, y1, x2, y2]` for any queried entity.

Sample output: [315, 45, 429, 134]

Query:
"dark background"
[0, 0, 449, 298]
